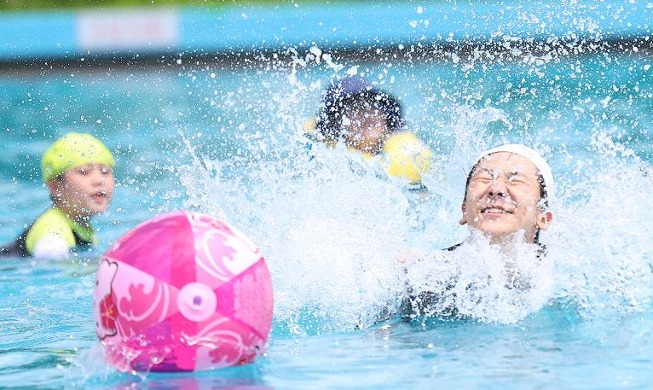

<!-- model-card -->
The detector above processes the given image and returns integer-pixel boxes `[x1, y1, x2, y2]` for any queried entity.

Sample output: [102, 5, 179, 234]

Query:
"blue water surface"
[2, 254, 652, 388]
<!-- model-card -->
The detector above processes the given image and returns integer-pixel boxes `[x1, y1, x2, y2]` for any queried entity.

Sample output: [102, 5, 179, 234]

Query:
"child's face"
[50, 163, 115, 220]
[460, 152, 552, 244]
[342, 106, 388, 155]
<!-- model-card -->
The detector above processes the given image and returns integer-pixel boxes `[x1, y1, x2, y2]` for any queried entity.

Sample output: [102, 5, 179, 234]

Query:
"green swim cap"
[41, 132, 115, 182]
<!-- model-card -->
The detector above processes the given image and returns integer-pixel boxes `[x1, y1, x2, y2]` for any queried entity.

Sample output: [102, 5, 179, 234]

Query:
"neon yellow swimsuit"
[0, 208, 95, 257]
[25, 208, 95, 255]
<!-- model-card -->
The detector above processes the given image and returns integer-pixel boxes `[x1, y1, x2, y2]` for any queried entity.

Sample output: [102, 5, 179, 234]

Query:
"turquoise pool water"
[2, 46, 653, 387]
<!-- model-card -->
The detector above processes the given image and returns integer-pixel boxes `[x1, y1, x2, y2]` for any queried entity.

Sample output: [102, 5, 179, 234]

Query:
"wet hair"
[463, 158, 550, 243]
[315, 77, 404, 144]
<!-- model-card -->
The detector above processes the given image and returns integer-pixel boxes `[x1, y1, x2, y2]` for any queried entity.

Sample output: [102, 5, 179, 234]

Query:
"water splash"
[549, 134, 653, 316]
[404, 234, 554, 324]
[166, 38, 653, 331]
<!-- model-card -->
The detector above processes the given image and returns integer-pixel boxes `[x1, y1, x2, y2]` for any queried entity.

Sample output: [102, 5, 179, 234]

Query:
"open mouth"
[92, 191, 107, 203]
[481, 205, 512, 214]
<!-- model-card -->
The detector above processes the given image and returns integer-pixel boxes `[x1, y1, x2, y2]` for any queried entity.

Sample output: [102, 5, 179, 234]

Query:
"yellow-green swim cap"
[41, 132, 115, 182]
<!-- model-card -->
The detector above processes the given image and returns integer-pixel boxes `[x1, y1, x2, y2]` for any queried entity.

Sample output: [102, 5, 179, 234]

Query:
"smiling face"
[48, 163, 115, 222]
[460, 152, 553, 244]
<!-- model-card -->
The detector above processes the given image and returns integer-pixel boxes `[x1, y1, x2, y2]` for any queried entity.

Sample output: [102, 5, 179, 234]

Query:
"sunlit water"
[2, 39, 653, 388]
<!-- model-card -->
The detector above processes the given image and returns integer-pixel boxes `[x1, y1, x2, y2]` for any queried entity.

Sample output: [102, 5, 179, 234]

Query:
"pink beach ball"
[92, 210, 273, 372]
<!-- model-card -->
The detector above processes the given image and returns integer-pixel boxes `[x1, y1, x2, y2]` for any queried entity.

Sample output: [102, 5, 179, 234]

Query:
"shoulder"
[33, 208, 72, 230]
[25, 208, 76, 255]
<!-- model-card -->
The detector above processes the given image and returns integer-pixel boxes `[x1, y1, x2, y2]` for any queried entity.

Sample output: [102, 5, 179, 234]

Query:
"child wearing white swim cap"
[402, 144, 556, 319]
[459, 143, 554, 246]
[0, 132, 116, 259]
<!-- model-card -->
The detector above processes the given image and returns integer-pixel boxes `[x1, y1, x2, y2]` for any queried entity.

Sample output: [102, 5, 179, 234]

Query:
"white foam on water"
[406, 130, 653, 324]
[404, 233, 555, 324]
[186, 144, 414, 334]
[174, 52, 653, 332]
[175, 92, 526, 331]
[548, 136, 653, 316]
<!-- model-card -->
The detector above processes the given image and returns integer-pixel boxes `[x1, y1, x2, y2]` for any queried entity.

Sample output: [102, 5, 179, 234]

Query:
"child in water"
[403, 144, 556, 319]
[306, 75, 433, 189]
[0, 132, 115, 259]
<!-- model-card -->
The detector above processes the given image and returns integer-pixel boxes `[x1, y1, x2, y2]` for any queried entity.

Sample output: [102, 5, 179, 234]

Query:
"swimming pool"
[2, 26, 653, 389]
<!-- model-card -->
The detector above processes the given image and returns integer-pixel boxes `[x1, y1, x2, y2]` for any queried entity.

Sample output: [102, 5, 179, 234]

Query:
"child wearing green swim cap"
[0, 132, 116, 259]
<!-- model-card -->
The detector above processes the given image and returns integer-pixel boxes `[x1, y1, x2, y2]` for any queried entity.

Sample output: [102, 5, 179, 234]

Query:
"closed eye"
[506, 172, 532, 186]
[473, 173, 493, 184]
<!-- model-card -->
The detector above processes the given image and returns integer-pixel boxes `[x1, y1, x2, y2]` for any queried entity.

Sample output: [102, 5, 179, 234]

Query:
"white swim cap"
[474, 144, 555, 201]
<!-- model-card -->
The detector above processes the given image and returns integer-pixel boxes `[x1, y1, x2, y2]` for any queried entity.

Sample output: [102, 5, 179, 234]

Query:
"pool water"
[2, 42, 653, 387]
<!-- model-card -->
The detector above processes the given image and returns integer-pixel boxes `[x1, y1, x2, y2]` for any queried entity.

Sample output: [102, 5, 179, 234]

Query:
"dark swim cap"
[322, 76, 371, 109]
[315, 76, 404, 141]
